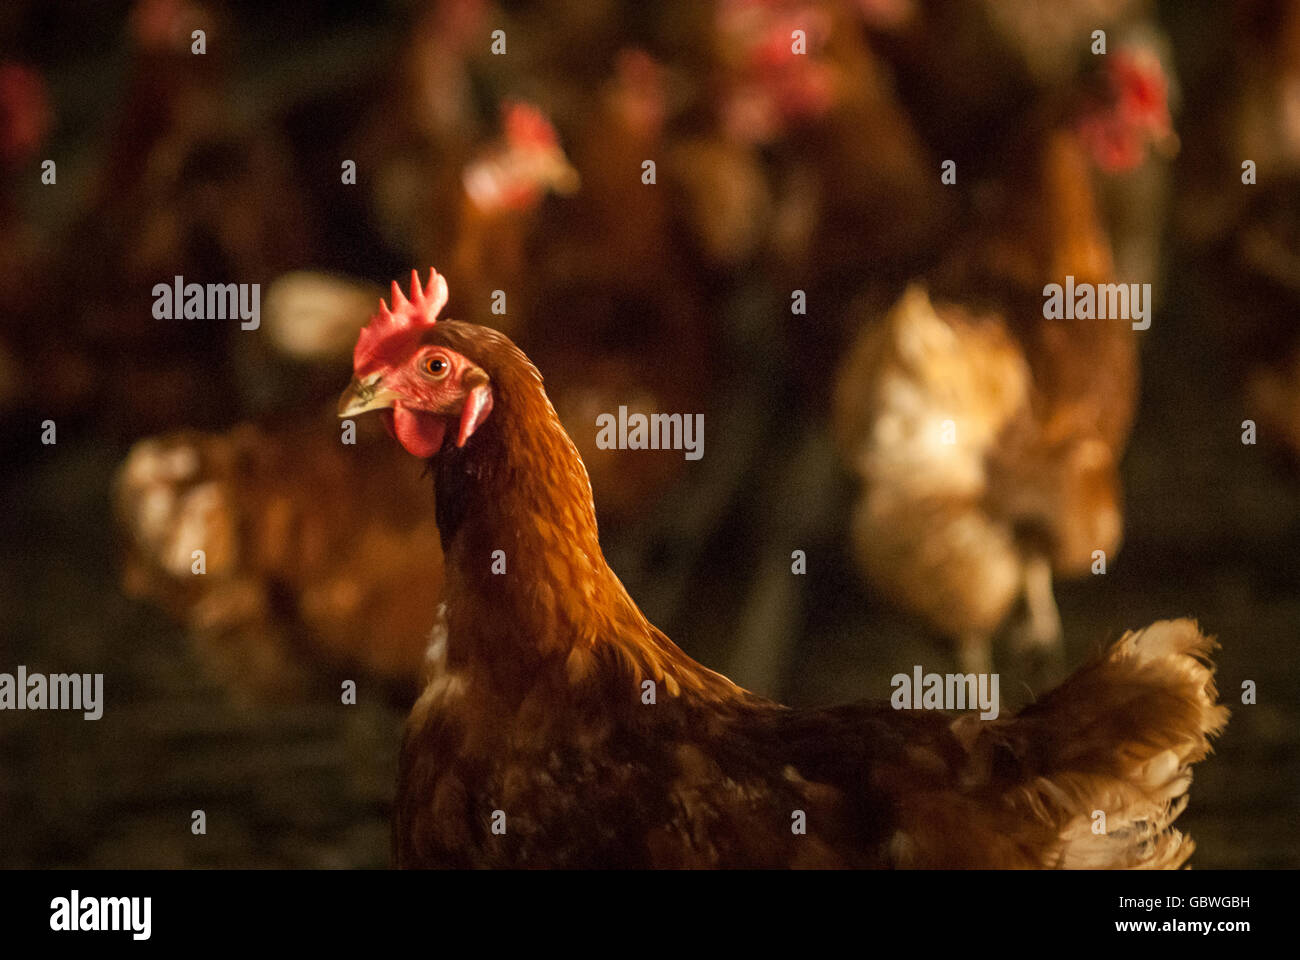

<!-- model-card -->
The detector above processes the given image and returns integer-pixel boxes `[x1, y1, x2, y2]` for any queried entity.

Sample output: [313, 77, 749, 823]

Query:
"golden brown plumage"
[114, 414, 441, 701]
[833, 65, 1157, 674]
[340, 271, 1225, 869]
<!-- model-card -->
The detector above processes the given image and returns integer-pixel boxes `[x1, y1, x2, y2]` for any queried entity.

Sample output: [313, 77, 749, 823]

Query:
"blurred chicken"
[1178, 0, 1300, 246]
[0, 60, 59, 416]
[664, 0, 954, 410]
[867, 0, 1153, 160]
[349, 0, 493, 269]
[528, 53, 716, 522]
[63, 0, 319, 432]
[835, 51, 1174, 676]
[348, 0, 631, 275]
[372, 81, 695, 522]
[85, 0, 317, 292]
[431, 66, 712, 524]
[1177, 1, 1300, 455]
[870, 4, 1175, 293]
[447, 100, 580, 332]
[115, 415, 441, 701]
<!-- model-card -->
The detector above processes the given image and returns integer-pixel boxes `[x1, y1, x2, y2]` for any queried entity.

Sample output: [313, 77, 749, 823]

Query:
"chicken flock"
[4, 0, 1283, 867]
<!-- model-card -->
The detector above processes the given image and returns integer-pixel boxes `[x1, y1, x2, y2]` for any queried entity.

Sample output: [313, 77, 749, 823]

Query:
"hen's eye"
[422, 354, 449, 379]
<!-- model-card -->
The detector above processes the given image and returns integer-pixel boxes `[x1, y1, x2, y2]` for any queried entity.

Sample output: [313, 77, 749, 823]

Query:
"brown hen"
[833, 50, 1174, 675]
[339, 269, 1224, 868]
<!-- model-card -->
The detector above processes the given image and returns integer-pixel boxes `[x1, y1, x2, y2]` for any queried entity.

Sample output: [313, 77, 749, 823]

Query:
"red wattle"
[392, 406, 448, 458]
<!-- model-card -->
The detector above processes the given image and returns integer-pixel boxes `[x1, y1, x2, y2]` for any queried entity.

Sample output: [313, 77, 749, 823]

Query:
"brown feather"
[389, 321, 1225, 869]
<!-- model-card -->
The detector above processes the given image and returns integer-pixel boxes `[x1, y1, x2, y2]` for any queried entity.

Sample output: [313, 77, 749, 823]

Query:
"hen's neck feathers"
[427, 323, 740, 705]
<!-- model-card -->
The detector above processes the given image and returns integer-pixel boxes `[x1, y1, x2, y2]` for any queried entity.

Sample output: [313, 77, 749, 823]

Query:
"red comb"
[1110, 50, 1171, 136]
[503, 101, 558, 150]
[353, 268, 449, 375]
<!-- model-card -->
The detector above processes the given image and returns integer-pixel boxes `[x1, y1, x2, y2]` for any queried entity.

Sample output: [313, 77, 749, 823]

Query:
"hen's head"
[461, 102, 580, 214]
[1076, 49, 1175, 173]
[338, 268, 495, 458]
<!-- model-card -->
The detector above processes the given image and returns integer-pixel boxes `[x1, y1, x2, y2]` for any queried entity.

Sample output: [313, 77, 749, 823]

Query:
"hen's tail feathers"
[961, 619, 1229, 868]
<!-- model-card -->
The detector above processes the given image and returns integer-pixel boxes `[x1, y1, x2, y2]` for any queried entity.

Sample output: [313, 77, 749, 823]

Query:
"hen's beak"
[338, 373, 401, 418]
[339, 366, 493, 450]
